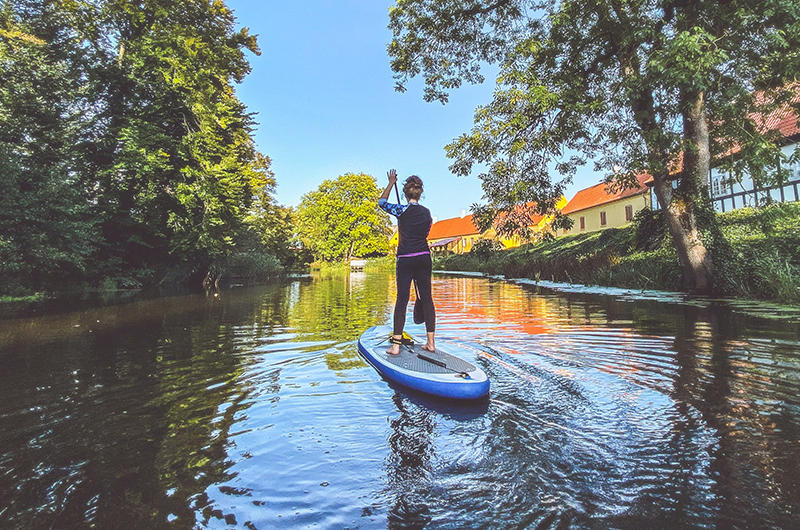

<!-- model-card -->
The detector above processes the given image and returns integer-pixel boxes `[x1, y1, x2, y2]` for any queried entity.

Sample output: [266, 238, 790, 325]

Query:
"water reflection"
[668, 305, 800, 527]
[0, 270, 798, 529]
[384, 392, 435, 529]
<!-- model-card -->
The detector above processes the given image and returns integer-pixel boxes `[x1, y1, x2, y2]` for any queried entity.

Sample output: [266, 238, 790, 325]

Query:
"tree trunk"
[651, 90, 716, 293]
[652, 176, 714, 293]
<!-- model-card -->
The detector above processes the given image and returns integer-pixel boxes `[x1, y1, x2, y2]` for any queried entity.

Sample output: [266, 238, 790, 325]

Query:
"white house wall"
[709, 141, 800, 212]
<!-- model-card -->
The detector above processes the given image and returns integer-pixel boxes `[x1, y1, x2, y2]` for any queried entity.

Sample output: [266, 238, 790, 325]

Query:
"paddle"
[412, 279, 425, 324]
[415, 349, 471, 379]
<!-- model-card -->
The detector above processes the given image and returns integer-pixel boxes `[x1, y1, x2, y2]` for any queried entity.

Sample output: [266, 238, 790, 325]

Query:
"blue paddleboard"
[357, 325, 490, 400]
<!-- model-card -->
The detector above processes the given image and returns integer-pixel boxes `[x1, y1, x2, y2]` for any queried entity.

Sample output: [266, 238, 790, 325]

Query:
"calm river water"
[1, 269, 799, 530]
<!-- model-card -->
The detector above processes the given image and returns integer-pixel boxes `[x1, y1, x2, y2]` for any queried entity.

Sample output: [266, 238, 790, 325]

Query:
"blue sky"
[226, 0, 600, 221]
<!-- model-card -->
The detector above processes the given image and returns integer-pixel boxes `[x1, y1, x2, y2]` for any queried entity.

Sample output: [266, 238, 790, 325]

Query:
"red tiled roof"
[719, 88, 800, 157]
[756, 97, 800, 139]
[561, 173, 650, 215]
[495, 201, 546, 227]
[428, 214, 481, 240]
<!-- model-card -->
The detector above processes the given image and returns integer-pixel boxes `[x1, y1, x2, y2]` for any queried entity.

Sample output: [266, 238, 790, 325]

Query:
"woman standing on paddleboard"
[378, 169, 436, 355]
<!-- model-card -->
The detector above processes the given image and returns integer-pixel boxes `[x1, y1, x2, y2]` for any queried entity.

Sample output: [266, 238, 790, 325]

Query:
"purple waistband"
[397, 251, 431, 258]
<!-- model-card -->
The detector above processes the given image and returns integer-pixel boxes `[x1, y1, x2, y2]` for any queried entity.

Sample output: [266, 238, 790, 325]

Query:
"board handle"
[417, 352, 446, 367]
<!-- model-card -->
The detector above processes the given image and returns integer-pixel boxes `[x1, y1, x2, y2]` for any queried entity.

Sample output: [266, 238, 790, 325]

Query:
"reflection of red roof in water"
[429, 278, 554, 337]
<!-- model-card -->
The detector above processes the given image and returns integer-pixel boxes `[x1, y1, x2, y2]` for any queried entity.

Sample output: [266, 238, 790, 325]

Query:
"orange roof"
[428, 214, 481, 240]
[561, 173, 650, 215]
[495, 201, 546, 227]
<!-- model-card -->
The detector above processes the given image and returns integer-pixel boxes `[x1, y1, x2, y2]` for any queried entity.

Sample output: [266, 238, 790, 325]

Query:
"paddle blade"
[413, 299, 425, 324]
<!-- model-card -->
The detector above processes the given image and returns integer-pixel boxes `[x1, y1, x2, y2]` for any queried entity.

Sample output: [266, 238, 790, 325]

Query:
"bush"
[470, 238, 505, 255]
[632, 208, 669, 251]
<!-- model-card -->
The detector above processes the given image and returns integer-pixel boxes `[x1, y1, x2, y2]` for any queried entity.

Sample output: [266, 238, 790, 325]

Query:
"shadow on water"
[1, 269, 799, 529]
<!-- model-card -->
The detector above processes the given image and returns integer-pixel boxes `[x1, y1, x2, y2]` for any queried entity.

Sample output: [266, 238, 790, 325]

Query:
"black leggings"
[394, 254, 436, 335]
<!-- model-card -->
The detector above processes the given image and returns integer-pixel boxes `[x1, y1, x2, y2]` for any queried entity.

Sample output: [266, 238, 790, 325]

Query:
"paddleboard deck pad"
[357, 325, 489, 400]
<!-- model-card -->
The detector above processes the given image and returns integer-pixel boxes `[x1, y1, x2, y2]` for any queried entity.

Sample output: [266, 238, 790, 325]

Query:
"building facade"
[427, 212, 483, 254]
[559, 175, 652, 237]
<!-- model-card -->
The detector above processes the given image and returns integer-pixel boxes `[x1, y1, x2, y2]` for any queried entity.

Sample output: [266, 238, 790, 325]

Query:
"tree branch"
[455, 0, 515, 18]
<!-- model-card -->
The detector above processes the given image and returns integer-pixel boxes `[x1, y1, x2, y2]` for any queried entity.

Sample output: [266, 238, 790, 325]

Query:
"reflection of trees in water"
[151, 286, 291, 527]
[0, 284, 292, 528]
[290, 270, 395, 338]
[384, 393, 436, 529]
[665, 305, 800, 528]
[287, 270, 395, 372]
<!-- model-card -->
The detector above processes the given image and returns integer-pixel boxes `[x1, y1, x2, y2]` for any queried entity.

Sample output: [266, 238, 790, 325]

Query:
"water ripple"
[2, 272, 799, 529]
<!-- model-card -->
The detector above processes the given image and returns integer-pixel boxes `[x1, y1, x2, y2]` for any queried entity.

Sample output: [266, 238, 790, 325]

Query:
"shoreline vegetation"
[2, 204, 797, 316]
[433, 203, 800, 305]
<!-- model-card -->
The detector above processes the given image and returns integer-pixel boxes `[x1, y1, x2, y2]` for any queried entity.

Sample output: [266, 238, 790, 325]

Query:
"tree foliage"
[0, 1, 96, 294]
[388, 0, 800, 292]
[296, 173, 392, 262]
[1, 0, 287, 294]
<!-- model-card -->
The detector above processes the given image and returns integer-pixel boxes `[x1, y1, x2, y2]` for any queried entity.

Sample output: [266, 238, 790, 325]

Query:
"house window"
[712, 177, 721, 196]
[625, 205, 633, 221]
[579, 216, 585, 230]
[600, 211, 607, 226]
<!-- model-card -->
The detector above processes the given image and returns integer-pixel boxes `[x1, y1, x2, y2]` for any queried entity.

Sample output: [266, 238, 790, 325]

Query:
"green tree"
[65, 0, 274, 286]
[388, 0, 800, 293]
[1, 0, 285, 292]
[0, 1, 96, 294]
[245, 153, 298, 268]
[296, 173, 392, 262]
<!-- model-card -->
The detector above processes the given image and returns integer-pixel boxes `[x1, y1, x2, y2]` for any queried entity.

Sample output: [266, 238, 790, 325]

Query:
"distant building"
[488, 197, 568, 247]
[559, 174, 651, 236]
[427, 210, 482, 254]
[650, 89, 800, 212]
[707, 99, 800, 212]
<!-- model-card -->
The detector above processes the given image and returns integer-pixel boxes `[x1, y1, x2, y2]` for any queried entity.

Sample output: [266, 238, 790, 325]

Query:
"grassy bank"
[308, 256, 395, 272]
[434, 202, 800, 303]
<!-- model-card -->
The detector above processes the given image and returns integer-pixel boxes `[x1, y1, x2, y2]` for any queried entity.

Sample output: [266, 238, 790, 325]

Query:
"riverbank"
[308, 256, 394, 272]
[433, 203, 800, 304]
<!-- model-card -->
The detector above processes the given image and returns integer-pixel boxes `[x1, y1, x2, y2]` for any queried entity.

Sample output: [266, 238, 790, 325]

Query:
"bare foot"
[386, 345, 400, 355]
[422, 343, 435, 352]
